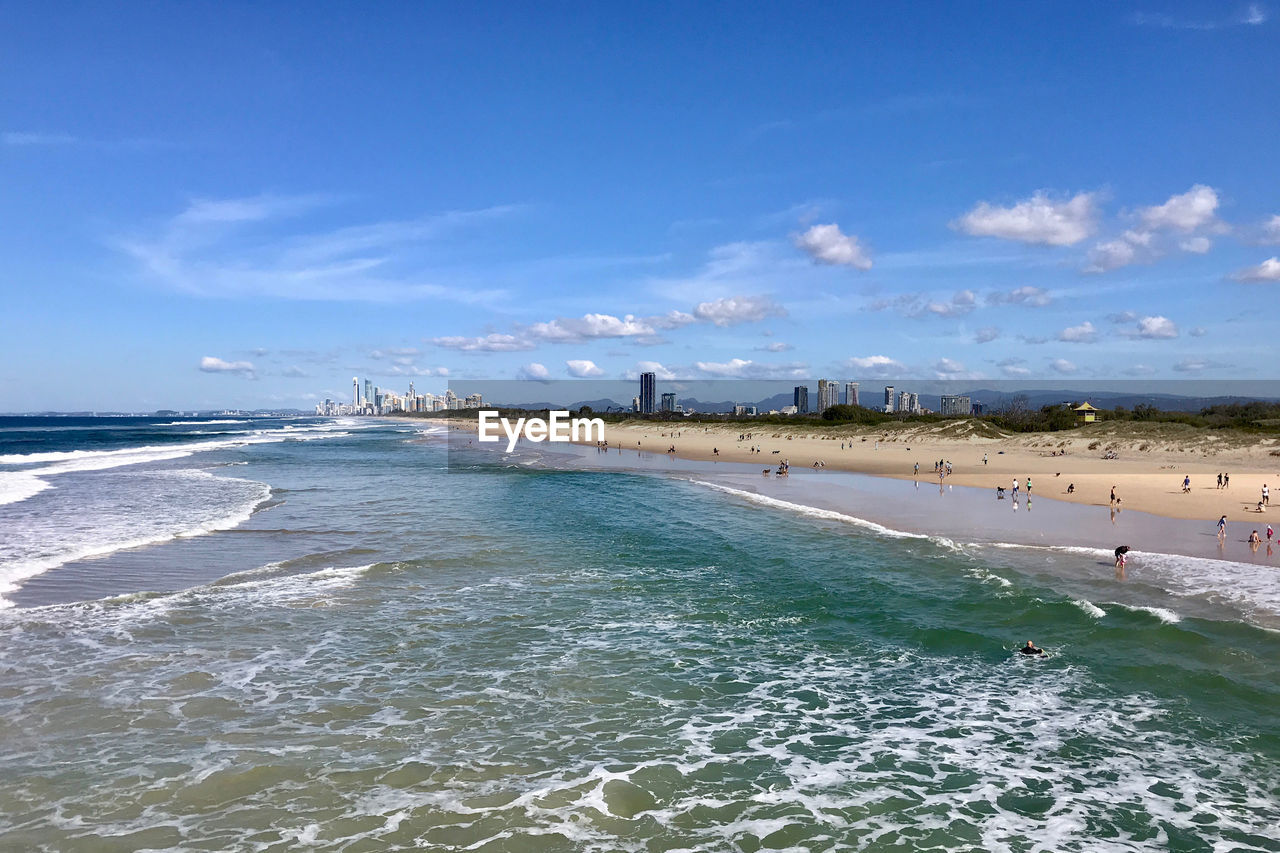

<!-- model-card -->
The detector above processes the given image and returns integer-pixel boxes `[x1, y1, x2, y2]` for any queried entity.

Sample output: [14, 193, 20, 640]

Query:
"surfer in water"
[1018, 640, 1046, 657]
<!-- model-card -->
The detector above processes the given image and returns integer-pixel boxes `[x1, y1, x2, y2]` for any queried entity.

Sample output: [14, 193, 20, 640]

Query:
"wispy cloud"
[986, 285, 1053, 307]
[117, 195, 518, 303]
[868, 289, 977, 318]
[2, 131, 78, 146]
[1131, 4, 1267, 29]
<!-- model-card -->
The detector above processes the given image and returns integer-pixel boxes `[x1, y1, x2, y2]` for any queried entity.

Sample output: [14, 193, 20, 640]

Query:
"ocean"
[0, 416, 1276, 851]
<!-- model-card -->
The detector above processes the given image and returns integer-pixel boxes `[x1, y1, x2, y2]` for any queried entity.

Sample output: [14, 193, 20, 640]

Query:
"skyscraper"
[940, 394, 972, 415]
[364, 380, 374, 409]
[353, 377, 360, 407]
[793, 385, 809, 414]
[844, 382, 859, 407]
[639, 372, 656, 414]
[816, 379, 839, 413]
[884, 385, 895, 413]
[660, 392, 677, 412]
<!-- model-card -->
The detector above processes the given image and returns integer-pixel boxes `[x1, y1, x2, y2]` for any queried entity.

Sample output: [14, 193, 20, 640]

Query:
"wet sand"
[501, 438, 1279, 570]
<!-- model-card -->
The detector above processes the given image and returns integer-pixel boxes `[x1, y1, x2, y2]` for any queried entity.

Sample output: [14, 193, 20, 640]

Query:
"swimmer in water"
[1018, 640, 1046, 656]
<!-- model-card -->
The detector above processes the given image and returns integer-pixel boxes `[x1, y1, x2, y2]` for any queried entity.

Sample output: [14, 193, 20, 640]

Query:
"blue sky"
[2, 1, 1278, 411]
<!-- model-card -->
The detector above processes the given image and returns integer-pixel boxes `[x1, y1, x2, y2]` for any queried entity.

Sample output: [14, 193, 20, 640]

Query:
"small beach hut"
[1073, 402, 1099, 424]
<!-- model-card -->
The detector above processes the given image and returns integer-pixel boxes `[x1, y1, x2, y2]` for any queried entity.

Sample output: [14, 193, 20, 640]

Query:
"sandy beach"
[452, 416, 1280, 523]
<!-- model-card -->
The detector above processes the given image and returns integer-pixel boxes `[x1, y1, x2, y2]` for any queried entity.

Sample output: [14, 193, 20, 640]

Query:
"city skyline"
[3, 4, 1279, 411]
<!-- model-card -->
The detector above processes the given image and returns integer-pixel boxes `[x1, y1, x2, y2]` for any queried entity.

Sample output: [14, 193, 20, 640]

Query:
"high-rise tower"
[639, 372, 656, 414]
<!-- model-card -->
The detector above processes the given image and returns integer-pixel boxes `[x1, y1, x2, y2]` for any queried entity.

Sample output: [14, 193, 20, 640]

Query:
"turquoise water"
[0, 418, 1277, 851]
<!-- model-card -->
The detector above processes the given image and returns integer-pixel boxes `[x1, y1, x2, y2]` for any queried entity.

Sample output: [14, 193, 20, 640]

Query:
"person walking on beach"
[1267, 524, 1274, 543]
[983, 453, 988, 466]
[1217, 515, 1228, 540]
[1183, 475, 1191, 493]
[1026, 476, 1032, 495]
[1224, 473, 1230, 489]
[1263, 484, 1270, 506]
[1217, 473, 1223, 489]
[914, 462, 919, 476]
[1110, 485, 1117, 504]
[1012, 478, 1019, 498]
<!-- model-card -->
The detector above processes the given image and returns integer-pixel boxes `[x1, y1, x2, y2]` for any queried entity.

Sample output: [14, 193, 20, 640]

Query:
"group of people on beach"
[1220, 514, 1274, 552]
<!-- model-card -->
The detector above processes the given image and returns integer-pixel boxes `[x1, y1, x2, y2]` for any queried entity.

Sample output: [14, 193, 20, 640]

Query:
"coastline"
[447, 425, 1280, 627]
[445, 417, 1280, 523]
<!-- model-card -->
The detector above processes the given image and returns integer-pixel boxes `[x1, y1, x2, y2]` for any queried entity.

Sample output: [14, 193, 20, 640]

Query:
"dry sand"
[571, 419, 1280, 523]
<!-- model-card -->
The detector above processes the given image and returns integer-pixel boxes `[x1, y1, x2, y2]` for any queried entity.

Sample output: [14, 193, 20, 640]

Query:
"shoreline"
[447, 432, 1280, 627]
[444, 417, 1280, 523]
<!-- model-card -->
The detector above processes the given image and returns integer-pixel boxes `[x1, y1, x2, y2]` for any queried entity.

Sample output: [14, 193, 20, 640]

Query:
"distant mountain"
[500, 399, 629, 412]
[959, 389, 1279, 413]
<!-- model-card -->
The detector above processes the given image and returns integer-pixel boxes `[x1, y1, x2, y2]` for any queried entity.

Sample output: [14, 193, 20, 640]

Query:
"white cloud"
[517, 362, 550, 381]
[925, 290, 977, 317]
[431, 333, 535, 352]
[1139, 185, 1220, 232]
[1084, 237, 1139, 273]
[692, 295, 786, 326]
[1123, 364, 1157, 376]
[1262, 215, 1280, 244]
[975, 326, 1000, 343]
[795, 223, 873, 269]
[693, 358, 808, 379]
[1131, 315, 1179, 339]
[986, 286, 1052, 306]
[996, 357, 1030, 378]
[842, 355, 906, 378]
[1232, 257, 1280, 282]
[933, 358, 979, 378]
[1086, 186, 1222, 272]
[1049, 358, 1078, 374]
[381, 364, 449, 377]
[953, 191, 1097, 246]
[199, 356, 256, 378]
[1058, 321, 1097, 343]
[1173, 358, 1232, 373]
[626, 361, 677, 381]
[566, 359, 605, 378]
[529, 313, 656, 342]
[521, 297, 781, 345]
[756, 341, 794, 352]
